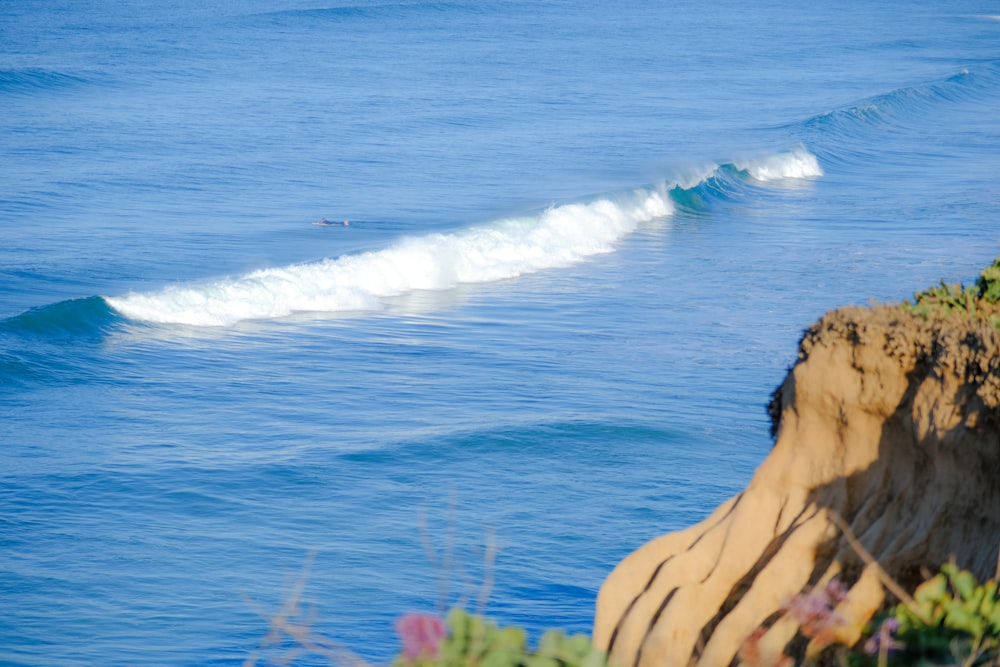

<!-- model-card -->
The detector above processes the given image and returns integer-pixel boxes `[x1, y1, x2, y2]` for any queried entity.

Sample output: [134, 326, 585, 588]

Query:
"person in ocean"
[313, 218, 350, 226]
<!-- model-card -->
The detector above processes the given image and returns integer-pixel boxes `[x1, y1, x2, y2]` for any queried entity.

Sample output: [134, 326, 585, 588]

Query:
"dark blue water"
[2, 1, 999, 665]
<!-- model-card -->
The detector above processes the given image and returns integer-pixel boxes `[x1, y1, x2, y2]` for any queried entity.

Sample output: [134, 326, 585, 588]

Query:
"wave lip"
[0, 296, 118, 339]
[733, 146, 823, 181]
[106, 147, 821, 327]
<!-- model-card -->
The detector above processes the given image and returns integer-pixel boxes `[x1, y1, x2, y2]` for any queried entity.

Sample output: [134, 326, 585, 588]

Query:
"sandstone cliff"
[593, 301, 1000, 666]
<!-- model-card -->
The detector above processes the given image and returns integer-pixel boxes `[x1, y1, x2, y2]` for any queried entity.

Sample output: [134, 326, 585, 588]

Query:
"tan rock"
[593, 304, 1000, 667]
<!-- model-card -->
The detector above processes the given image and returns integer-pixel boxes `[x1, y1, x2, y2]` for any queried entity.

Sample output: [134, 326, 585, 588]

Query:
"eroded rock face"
[593, 305, 1000, 667]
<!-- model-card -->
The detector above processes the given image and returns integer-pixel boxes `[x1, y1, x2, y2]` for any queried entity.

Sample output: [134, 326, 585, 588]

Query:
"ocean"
[2, 1, 999, 665]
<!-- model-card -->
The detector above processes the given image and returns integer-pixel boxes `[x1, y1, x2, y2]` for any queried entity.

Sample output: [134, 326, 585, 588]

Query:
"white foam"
[735, 146, 824, 181]
[107, 189, 672, 326]
[107, 147, 823, 327]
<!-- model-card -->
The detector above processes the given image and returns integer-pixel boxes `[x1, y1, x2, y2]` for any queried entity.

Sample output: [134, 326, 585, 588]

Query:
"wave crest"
[734, 146, 823, 181]
[106, 147, 820, 327]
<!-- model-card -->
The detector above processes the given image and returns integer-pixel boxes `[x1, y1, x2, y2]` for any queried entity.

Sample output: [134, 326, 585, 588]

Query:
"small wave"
[801, 66, 996, 138]
[0, 68, 90, 95]
[791, 65, 1000, 171]
[667, 147, 822, 214]
[0, 296, 119, 339]
[106, 147, 821, 327]
[251, 2, 460, 26]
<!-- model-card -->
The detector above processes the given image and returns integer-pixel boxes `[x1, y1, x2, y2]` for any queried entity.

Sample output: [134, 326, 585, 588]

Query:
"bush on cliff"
[976, 255, 1000, 304]
[904, 253, 1000, 326]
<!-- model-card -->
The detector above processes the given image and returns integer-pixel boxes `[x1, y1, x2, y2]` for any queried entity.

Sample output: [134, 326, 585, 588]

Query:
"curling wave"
[106, 147, 821, 327]
[0, 296, 118, 339]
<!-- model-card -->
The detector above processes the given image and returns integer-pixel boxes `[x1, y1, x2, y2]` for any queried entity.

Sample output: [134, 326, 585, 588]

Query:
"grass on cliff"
[902, 255, 1000, 327]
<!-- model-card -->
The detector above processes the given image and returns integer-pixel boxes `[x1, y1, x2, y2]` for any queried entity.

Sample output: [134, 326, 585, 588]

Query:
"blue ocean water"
[2, 1, 999, 664]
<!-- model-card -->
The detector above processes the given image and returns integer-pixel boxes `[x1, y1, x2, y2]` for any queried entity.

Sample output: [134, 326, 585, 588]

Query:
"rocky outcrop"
[593, 304, 1000, 667]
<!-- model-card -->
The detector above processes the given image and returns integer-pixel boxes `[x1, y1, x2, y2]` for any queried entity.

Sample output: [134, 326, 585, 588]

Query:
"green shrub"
[976, 256, 1000, 304]
[902, 253, 1000, 327]
[856, 564, 1000, 666]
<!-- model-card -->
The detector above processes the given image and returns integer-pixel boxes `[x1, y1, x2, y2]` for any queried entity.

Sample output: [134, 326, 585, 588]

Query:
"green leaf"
[977, 259, 1000, 302]
[536, 630, 563, 657]
[915, 574, 948, 604]
[989, 604, 1000, 632]
[982, 581, 998, 608]
[953, 570, 977, 601]
[523, 656, 558, 667]
[479, 650, 519, 667]
[497, 627, 526, 651]
[966, 586, 987, 615]
[580, 651, 610, 667]
[942, 597, 991, 643]
[566, 633, 593, 656]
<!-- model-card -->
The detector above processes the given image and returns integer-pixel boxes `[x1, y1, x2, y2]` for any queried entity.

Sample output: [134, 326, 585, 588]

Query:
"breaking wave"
[102, 147, 821, 327]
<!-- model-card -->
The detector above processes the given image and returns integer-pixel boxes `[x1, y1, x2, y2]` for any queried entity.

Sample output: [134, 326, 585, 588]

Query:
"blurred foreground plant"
[392, 607, 609, 667]
[738, 514, 1000, 667]
[246, 502, 609, 667]
[738, 578, 853, 667]
[246, 599, 610, 667]
[852, 563, 1000, 667]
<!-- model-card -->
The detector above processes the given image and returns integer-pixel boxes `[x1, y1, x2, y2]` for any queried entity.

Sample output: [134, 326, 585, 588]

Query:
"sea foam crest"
[106, 189, 672, 326]
[734, 146, 823, 181]
[106, 147, 821, 327]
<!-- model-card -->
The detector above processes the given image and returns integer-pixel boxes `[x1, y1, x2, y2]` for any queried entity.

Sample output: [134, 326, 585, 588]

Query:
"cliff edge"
[593, 284, 1000, 666]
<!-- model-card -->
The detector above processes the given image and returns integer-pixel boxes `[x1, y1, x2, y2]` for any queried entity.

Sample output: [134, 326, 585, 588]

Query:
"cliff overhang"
[593, 257, 1000, 666]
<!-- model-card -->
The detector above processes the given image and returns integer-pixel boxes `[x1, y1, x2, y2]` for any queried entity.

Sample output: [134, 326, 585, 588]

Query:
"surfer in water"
[313, 218, 350, 226]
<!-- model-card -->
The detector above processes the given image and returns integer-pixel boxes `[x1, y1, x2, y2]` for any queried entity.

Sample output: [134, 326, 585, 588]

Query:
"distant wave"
[250, 2, 460, 26]
[105, 147, 821, 327]
[0, 68, 91, 95]
[782, 63, 1000, 174]
[800, 65, 999, 140]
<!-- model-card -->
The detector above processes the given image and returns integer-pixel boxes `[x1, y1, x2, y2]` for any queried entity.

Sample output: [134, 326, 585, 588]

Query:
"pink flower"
[782, 579, 848, 648]
[864, 618, 902, 656]
[823, 578, 848, 604]
[395, 612, 447, 661]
